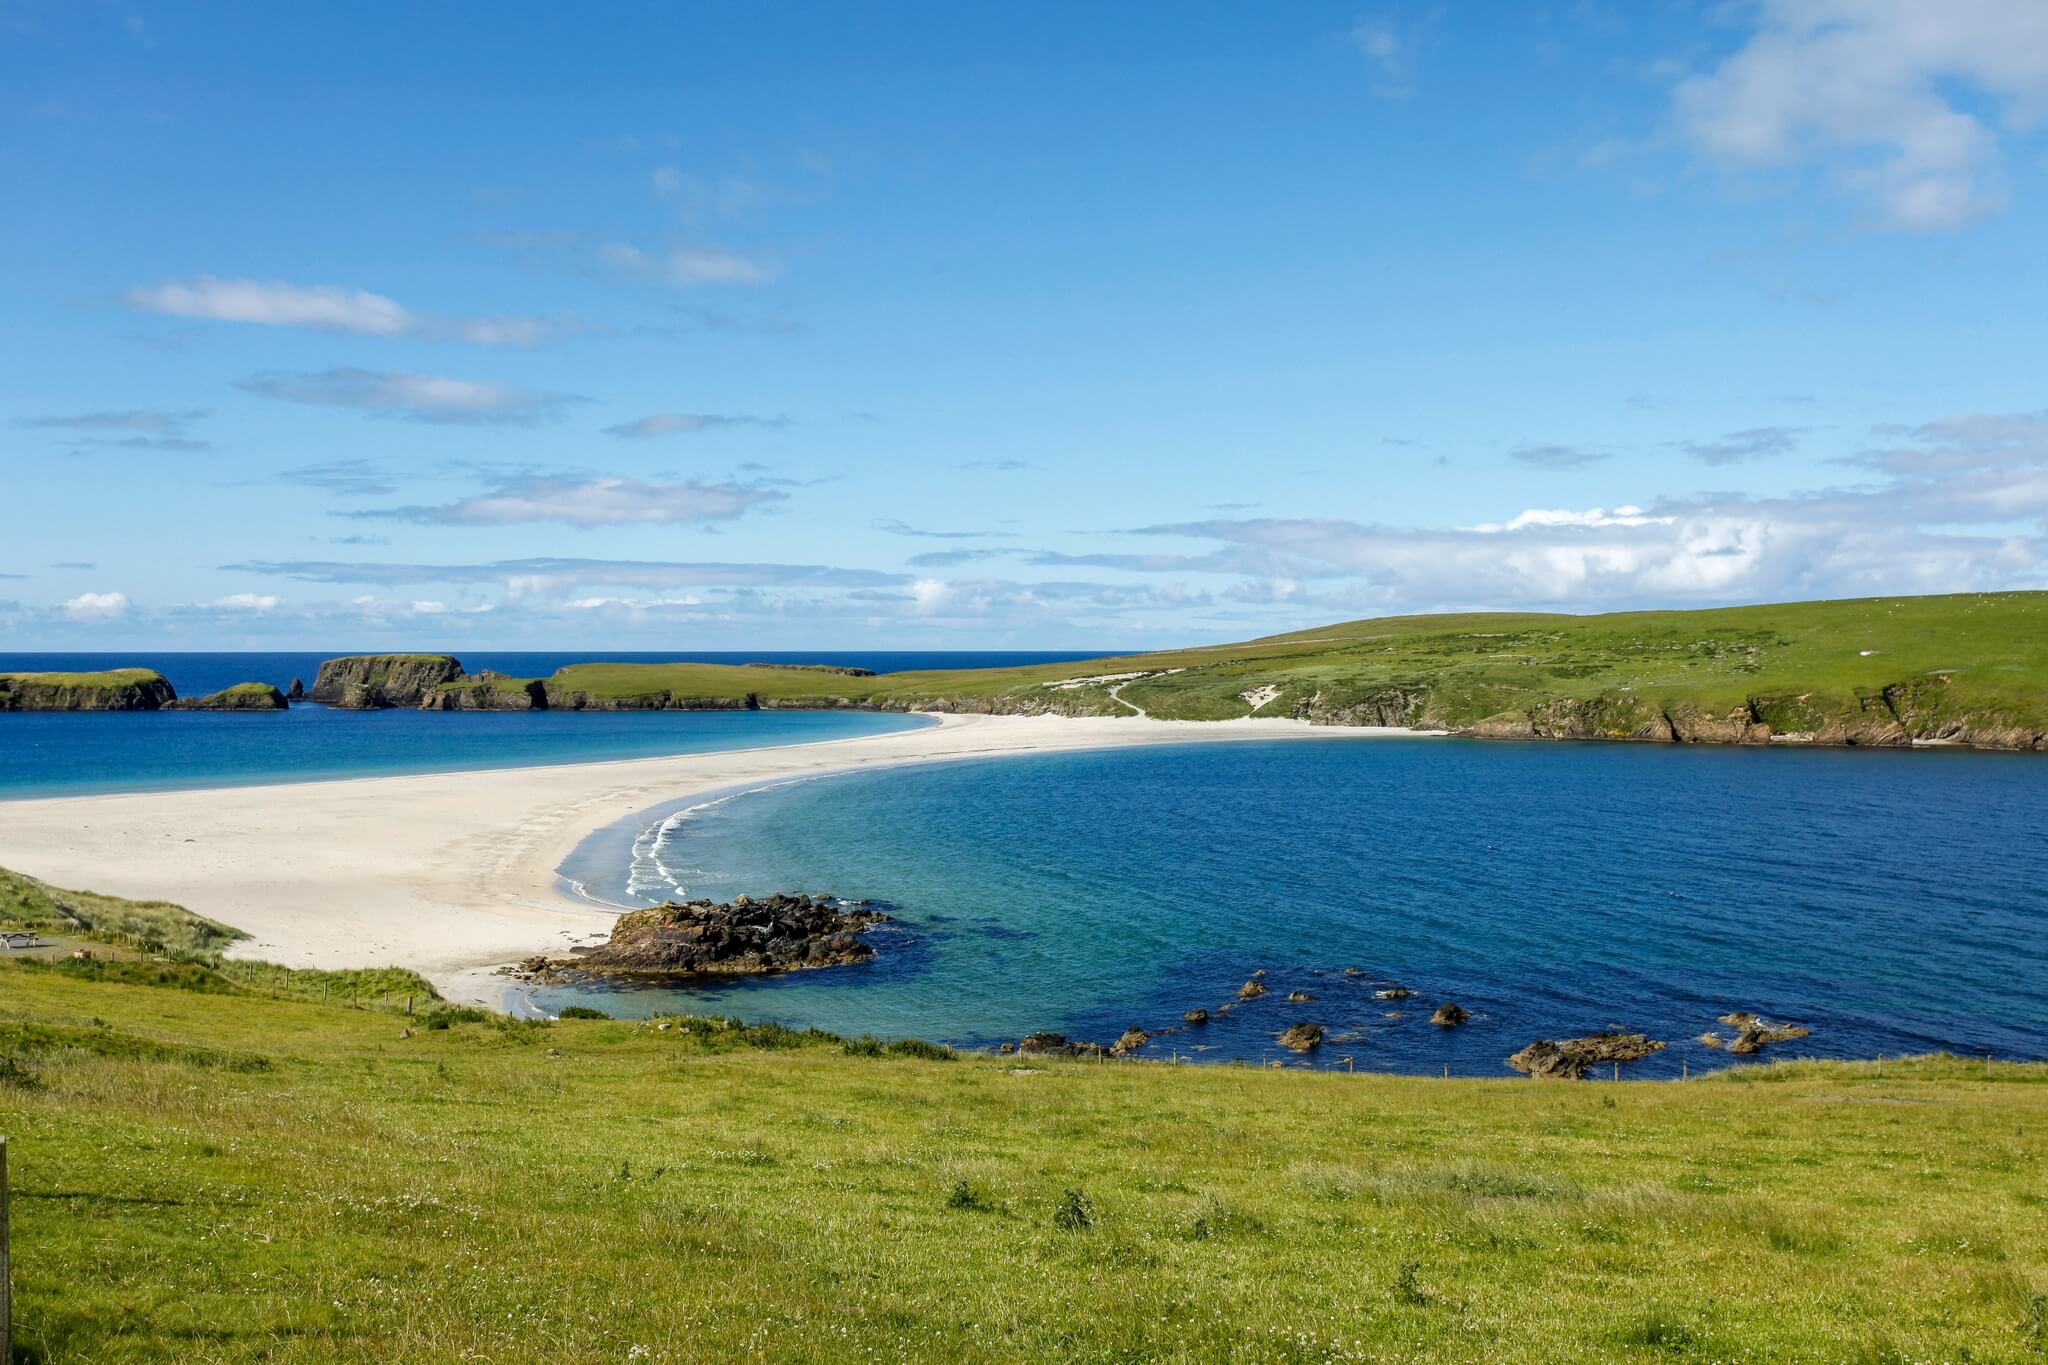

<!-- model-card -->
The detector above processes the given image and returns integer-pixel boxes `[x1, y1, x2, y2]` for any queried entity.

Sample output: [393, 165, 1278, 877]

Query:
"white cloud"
[358, 477, 785, 529]
[208, 593, 281, 611]
[124, 276, 561, 345]
[238, 368, 580, 425]
[1672, 0, 2048, 229]
[62, 590, 128, 621]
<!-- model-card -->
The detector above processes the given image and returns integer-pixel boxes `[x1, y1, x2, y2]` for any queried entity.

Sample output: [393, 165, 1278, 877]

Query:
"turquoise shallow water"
[0, 709, 930, 798]
[543, 738, 2048, 1075]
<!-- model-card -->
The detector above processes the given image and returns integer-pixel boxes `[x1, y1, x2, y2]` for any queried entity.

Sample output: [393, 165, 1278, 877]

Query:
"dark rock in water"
[1718, 1012, 1811, 1055]
[1430, 1002, 1470, 1028]
[1238, 979, 1268, 1000]
[1699, 1032, 1724, 1049]
[1016, 1031, 1112, 1058]
[1507, 1033, 1665, 1079]
[1287, 990, 1316, 1003]
[553, 893, 886, 977]
[1278, 1022, 1325, 1051]
[311, 654, 465, 708]
[1343, 966, 1365, 976]
[1111, 1026, 1149, 1056]
[1183, 1008, 1209, 1026]
[1375, 986, 1414, 1000]
[287, 677, 305, 700]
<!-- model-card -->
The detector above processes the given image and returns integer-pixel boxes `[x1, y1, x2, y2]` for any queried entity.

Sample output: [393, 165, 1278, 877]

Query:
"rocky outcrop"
[0, 669, 176, 711]
[550, 893, 886, 977]
[1111, 1026, 1150, 1056]
[1303, 686, 1431, 728]
[1014, 1031, 1111, 1058]
[1430, 1002, 1469, 1028]
[1507, 1032, 1665, 1079]
[1237, 979, 1268, 1000]
[1183, 1008, 1209, 1026]
[311, 655, 465, 708]
[1719, 1012, 1812, 1055]
[421, 674, 547, 710]
[287, 677, 305, 700]
[166, 682, 288, 711]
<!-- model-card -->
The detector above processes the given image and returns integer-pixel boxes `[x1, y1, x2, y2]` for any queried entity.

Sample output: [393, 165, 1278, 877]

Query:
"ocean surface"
[0, 649, 1100, 798]
[544, 737, 2048, 1076]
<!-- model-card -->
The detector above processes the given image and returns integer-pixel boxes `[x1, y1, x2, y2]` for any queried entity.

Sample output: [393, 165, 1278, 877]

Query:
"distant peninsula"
[7, 591, 2046, 749]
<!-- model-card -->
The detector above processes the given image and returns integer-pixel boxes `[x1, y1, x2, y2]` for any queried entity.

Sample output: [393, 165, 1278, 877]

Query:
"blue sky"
[4, 0, 2047, 649]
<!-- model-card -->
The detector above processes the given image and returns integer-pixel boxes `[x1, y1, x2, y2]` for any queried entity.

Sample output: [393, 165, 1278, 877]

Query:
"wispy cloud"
[1508, 443, 1609, 470]
[1675, 426, 1801, 466]
[872, 518, 1014, 540]
[123, 276, 566, 345]
[281, 459, 398, 496]
[1670, 0, 2048, 230]
[352, 476, 785, 528]
[1350, 15, 1420, 98]
[221, 556, 908, 590]
[597, 241, 777, 287]
[603, 412, 787, 439]
[17, 408, 206, 434]
[958, 459, 1037, 472]
[239, 368, 582, 425]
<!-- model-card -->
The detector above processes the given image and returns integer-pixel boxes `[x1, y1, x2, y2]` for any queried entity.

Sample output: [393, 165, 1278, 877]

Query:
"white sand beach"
[0, 712, 1431, 1004]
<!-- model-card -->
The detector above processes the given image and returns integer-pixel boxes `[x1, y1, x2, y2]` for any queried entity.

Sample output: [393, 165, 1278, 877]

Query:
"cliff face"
[0, 670, 176, 711]
[419, 675, 546, 711]
[165, 683, 289, 711]
[310, 655, 465, 708]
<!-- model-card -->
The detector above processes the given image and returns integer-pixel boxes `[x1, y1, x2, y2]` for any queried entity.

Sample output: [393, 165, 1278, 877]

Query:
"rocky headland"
[310, 654, 467, 708]
[0, 668, 177, 711]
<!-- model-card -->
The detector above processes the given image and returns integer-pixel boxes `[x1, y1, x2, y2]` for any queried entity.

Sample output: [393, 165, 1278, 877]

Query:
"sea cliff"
[0, 668, 176, 711]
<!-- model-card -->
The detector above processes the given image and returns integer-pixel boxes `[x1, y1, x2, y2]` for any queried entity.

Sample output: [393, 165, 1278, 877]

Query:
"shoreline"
[0, 712, 1434, 1006]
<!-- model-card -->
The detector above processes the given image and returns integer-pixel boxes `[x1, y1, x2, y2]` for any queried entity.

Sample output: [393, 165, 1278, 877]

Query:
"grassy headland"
[0, 667, 175, 711]
[2, 958, 2044, 1362]
[423, 591, 2048, 747]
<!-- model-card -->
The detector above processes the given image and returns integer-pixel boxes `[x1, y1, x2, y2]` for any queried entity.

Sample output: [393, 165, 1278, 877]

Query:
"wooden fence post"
[3, 1134, 13, 1365]
[406, 996, 414, 1017]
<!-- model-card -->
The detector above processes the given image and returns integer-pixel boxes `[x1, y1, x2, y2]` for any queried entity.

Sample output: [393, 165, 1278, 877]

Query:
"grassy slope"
[2, 965, 2044, 1363]
[519, 592, 2048, 732]
[0, 667, 166, 689]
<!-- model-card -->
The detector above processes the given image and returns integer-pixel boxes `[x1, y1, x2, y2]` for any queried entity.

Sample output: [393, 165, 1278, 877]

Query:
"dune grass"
[2, 963, 2043, 1362]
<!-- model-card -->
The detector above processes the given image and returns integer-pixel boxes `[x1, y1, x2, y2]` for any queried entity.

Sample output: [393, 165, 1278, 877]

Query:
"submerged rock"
[556, 893, 886, 977]
[1278, 1022, 1326, 1052]
[1507, 1032, 1666, 1080]
[1287, 990, 1316, 1003]
[1375, 986, 1414, 1001]
[1430, 1002, 1470, 1028]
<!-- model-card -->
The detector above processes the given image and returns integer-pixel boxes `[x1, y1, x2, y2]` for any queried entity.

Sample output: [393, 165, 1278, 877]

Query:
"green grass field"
[509, 592, 2048, 743]
[2, 962, 2045, 1363]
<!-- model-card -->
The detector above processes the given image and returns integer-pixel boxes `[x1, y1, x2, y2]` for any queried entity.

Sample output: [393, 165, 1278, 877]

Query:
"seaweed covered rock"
[1507, 1033, 1665, 1079]
[1183, 1008, 1209, 1026]
[1430, 1002, 1470, 1028]
[1278, 1022, 1325, 1051]
[560, 893, 886, 977]
[1237, 980, 1268, 1000]
[1719, 1012, 1812, 1055]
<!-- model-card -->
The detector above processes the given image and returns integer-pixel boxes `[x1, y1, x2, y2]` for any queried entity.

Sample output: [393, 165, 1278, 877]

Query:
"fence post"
[3, 1134, 13, 1365]
[406, 996, 414, 1017]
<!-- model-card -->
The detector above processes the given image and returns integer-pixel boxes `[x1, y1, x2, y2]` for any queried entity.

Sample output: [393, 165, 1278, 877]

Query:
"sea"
[0, 650, 1096, 797]
[6, 651, 2044, 1077]
[542, 737, 2048, 1076]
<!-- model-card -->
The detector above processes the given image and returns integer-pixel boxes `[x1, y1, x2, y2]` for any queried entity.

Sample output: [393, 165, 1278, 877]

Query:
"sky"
[4, 0, 2048, 650]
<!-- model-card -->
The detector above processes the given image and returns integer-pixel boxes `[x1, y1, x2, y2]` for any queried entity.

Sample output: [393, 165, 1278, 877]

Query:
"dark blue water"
[0, 651, 1115, 698]
[543, 738, 2048, 1076]
[0, 709, 929, 798]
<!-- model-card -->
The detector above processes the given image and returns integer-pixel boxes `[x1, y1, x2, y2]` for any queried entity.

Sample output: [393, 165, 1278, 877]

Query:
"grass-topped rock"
[309, 654, 465, 708]
[166, 681, 289, 711]
[0, 667, 175, 711]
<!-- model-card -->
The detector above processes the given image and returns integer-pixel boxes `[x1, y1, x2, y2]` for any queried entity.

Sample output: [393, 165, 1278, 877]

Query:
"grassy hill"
[453, 591, 2048, 747]
[2, 958, 2044, 1362]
